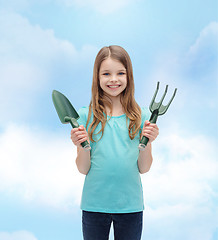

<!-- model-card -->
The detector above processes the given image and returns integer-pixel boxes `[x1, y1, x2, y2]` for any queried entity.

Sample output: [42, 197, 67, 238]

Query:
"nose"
[110, 74, 118, 82]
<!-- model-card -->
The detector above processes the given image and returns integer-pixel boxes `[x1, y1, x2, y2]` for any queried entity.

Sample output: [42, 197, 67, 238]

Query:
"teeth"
[108, 85, 120, 88]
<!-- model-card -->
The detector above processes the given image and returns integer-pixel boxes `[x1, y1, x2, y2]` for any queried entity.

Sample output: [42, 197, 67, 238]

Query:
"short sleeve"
[77, 106, 89, 129]
[140, 107, 151, 129]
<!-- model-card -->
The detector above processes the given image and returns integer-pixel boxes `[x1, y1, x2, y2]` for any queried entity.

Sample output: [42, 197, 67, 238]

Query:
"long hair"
[86, 45, 142, 143]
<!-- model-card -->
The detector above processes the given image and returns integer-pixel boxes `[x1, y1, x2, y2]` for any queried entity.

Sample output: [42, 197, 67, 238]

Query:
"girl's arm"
[137, 143, 153, 174]
[137, 120, 159, 174]
[76, 146, 91, 175]
[71, 125, 91, 175]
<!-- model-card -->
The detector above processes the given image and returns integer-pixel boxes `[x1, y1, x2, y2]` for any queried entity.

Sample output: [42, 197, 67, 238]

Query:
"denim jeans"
[82, 210, 143, 240]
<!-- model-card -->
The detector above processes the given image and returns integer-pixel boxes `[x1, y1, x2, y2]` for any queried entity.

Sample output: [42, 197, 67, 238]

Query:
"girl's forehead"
[100, 57, 126, 70]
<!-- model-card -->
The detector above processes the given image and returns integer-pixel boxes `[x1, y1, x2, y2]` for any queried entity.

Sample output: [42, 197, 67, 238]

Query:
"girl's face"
[99, 57, 127, 101]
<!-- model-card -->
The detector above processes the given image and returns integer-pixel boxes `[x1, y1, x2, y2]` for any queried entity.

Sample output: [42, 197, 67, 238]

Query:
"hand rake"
[138, 82, 177, 151]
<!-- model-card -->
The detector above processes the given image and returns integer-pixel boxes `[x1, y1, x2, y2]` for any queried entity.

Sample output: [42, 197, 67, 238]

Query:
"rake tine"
[157, 84, 168, 110]
[149, 82, 160, 112]
[159, 88, 177, 115]
[139, 82, 177, 151]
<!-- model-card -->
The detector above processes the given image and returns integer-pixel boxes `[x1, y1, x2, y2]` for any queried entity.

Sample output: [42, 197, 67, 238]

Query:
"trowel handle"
[65, 117, 91, 151]
[138, 111, 158, 151]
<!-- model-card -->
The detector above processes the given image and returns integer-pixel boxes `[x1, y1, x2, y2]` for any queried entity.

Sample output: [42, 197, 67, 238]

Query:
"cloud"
[131, 21, 218, 240]
[144, 132, 217, 205]
[135, 20, 218, 237]
[0, 10, 77, 87]
[0, 10, 73, 117]
[188, 21, 218, 57]
[141, 131, 218, 239]
[58, 0, 140, 14]
[0, 231, 37, 240]
[141, 21, 218, 139]
[0, 124, 85, 211]
[0, 0, 140, 15]
[0, 0, 30, 11]
[185, 21, 218, 78]
[143, 203, 218, 240]
[0, 10, 97, 126]
[145, 21, 218, 89]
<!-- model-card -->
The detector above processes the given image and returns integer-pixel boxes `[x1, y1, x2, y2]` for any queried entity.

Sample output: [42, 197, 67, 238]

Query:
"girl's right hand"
[70, 125, 90, 148]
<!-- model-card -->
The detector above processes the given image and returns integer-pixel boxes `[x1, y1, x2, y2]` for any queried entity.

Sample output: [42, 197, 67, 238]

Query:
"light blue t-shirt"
[77, 106, 151, 213]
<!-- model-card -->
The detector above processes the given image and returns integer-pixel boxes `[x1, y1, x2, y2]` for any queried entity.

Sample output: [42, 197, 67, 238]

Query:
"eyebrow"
[100, 69, 126, 72]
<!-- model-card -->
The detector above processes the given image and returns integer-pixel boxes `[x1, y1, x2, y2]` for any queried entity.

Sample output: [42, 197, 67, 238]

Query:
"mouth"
[107, 85, 121, 89]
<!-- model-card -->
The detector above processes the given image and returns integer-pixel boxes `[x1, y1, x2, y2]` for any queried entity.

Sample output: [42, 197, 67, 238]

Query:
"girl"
[71, 45, 159, 240]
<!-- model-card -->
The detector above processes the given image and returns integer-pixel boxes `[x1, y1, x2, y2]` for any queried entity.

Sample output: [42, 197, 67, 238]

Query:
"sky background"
[0, 0, 218, 240]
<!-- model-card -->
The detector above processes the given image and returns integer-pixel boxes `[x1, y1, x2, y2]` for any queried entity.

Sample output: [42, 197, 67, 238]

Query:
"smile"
[107, 85, 121, 89]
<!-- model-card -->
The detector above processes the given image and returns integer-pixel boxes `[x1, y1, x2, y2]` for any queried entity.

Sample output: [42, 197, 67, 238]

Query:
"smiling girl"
[71, 45, 159, 240]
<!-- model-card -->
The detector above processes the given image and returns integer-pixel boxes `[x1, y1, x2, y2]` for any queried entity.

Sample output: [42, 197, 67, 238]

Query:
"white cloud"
[0, 10, 97, 125]
[0, 231, 37, 240]
[141, 131, 218, 240]
[0, 10, 77, 87]
[143, 132, 217, 206]
[0, 0, 30, 11]
[0, 124, 85, 211]
[144, 21, 218, 83]
[141, 22, 218, 137]
[185, 21, 218, 78]
[0, 0, 140, 15]
[143, 203, 218, 240]
[59, 0, 140, 14]
[135, 21, 218, 240]
[0, 121, 217, 240]
[0, 11, 73, 124]
[188, 21, 218, 58]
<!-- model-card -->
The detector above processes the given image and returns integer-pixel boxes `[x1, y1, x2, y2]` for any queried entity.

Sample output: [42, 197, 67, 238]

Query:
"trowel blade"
[52, 90, 79, 124]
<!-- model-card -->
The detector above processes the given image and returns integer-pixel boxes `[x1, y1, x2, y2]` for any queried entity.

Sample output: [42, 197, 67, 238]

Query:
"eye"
[118, 72, 125, 75]
[103, 73, 110, 76]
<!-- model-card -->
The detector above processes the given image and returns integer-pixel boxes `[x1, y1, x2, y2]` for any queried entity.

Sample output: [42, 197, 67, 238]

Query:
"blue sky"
[0, 0, 217, 239]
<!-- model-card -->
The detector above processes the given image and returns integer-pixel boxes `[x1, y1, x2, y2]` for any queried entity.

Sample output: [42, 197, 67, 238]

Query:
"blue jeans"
[82, 210, 143, 240]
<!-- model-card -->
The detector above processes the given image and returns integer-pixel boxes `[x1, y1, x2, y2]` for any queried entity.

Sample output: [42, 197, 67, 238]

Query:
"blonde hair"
[85, 45, 142, 143]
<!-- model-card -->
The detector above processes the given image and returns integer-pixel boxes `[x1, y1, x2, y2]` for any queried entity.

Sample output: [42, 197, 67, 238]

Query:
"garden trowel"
[52, 90, 91, 151]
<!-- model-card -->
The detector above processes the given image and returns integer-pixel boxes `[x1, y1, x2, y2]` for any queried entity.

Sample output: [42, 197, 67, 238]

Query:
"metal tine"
[156, 84, 168, 110]
[159, 88, 177, 115]
[149, 82, 160, 112]
[150, 83, 168, 112]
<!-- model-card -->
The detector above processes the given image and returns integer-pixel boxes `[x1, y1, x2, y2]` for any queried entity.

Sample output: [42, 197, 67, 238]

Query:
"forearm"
[76, 147, 91, 175]
[137, 143, 153, 174]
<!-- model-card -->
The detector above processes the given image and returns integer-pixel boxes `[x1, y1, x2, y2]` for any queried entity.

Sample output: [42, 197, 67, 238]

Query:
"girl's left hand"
[141, 120, 159, 143]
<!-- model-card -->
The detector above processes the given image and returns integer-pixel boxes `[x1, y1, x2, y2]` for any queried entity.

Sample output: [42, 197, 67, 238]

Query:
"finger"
[71, 128, 79, 134]
[144, 133, 156, 142]
[71, 137, 79, 145]
[148, 123, 159, 130]
[77, 134, 87, 141]
[143, 126, 154, 131]
[78, 125, 85, 130]
[142, 129, 158, 138]
[76, 132, 88, 141]
[78, 137, 88, 143]
[144, 123, 158, 129]
[71, 136, 78, 143]
[143, 120, 150, 127]
[71, 130, 82, 140]
[143, 126, 159, 135]
[142, 129, 153, 134]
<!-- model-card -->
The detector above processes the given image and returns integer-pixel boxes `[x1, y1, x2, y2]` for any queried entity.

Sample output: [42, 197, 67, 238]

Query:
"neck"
[105, 95, 124, 116]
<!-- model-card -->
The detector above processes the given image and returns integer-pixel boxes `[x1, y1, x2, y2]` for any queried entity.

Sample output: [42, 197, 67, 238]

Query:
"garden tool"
[52, 90, 91, 151]
[138, 82, 177, 151]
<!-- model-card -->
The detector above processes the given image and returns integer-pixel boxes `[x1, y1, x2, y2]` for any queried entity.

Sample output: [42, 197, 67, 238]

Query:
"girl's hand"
[141, 120, 159, 143]
[71, 125, 90, 148]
